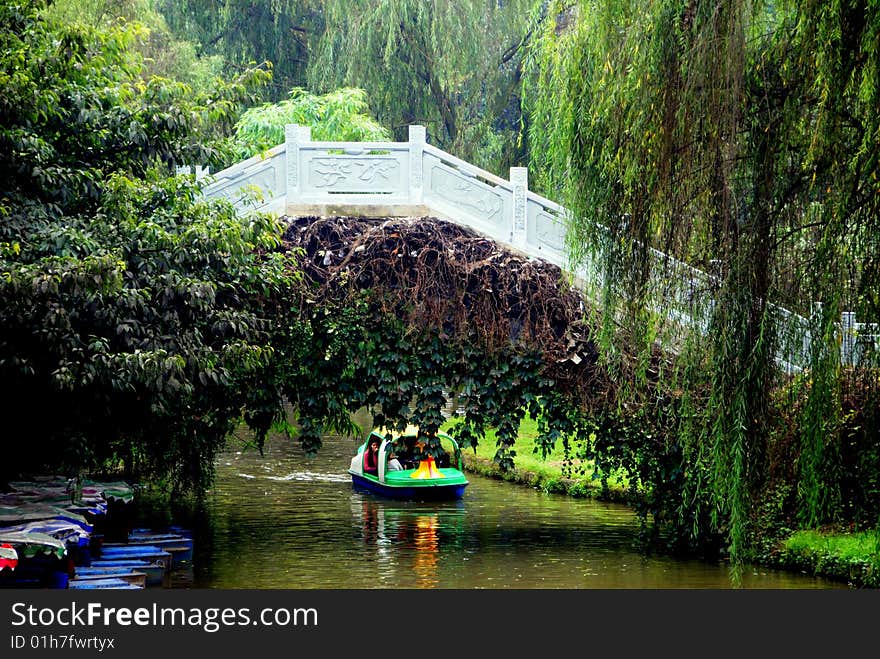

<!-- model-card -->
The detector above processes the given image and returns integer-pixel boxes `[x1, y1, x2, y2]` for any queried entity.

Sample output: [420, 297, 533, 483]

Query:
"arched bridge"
[192, 124, 878, 372]
[197, 125, 573, 273]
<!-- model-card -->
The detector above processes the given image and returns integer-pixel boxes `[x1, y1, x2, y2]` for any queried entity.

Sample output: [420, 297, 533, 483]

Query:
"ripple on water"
[174, 434, 845, 589]
[263, 471, 352, 483]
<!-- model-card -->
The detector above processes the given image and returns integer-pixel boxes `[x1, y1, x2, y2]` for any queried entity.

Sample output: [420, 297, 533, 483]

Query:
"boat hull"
[88, 560, 165, 586]
[68, 577, 142, 590]
[102, 539, 193, 564]
[73, 569, 147, 588]
[351, 473, 467, 500]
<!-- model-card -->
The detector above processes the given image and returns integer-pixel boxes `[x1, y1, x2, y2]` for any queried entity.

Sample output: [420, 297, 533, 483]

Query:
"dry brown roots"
[282, 215, 606, 399]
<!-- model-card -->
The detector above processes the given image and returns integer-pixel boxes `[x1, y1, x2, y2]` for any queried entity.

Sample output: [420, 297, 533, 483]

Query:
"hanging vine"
[271, 215, 611, 469]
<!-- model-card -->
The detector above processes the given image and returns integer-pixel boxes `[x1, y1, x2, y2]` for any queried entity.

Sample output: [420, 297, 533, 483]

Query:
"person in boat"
[364, 438, 380, 475]
[396, 435, 419, 470]
[387, 449, 403, 471]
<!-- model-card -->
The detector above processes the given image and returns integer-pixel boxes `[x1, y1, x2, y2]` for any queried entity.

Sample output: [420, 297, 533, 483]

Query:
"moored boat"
[72, 568, 147, 588]
[0, 477, 145, 588]
[68, 577, 143, 590]
[97, 546, 172, 569]
[102, 535, 193, 563]
[0, 544, 17, 572]
[88, 560, 165, 586]
[0, 530, 67, 561]
[349, 429, 468, 500]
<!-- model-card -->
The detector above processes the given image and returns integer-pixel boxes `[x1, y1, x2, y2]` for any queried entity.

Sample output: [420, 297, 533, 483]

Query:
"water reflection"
[354, 497, 468, 588]
[412, 515, 439, 588]
[155, 433, 843, 589]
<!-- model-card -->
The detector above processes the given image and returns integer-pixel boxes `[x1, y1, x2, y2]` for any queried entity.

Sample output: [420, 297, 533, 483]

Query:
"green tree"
[156, 0, 322, 101]
[525, 0, 880, 558]
[45, 0, 225, 91]
[309, 0, 539, 173]
[231, 86, 390, 160]
[0, 0, 287, 490]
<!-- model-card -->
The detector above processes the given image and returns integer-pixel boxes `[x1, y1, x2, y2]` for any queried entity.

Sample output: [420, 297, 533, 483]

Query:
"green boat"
[348, 429, 469, 500]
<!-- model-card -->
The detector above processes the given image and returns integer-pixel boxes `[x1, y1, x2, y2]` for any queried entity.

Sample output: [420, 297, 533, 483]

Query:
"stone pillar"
[840, 311, 856, 366]
[285, 124, 311, 205]
[409, 125, 426, 205]
[804, 301, 824, 368]
[510, 166, 528, 247]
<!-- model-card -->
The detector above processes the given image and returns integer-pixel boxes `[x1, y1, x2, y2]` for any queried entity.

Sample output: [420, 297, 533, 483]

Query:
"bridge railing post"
[840, 311, 856, 366]
[408, 125, 426, 205]
[510, 166, 528, 248]
[285, 124, 311, 205]
[176, 165, 210, 180]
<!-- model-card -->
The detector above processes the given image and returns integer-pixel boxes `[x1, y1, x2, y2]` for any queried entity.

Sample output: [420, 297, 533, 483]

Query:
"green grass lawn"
[785, 530, 880, 560]
[779, 529, 880, 588]
[441, 414, 627, 498]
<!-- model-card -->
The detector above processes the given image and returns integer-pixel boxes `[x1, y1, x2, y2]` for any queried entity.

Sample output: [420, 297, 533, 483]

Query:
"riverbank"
[459, 451, 625, 501]
[450, 420, 879, 589]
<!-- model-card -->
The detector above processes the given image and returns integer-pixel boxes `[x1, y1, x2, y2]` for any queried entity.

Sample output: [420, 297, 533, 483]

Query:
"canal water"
[154, 432, 841, 589]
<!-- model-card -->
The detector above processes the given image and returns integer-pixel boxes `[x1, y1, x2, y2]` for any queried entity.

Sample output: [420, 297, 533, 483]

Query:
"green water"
[158, 432, 842, 589]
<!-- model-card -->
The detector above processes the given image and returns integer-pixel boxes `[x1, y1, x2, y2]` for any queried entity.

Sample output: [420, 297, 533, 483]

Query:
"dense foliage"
[525, 0, 880, 558]
[0, 0, 287, 490]
[278, 215, 607, 468]
[231, 87, 391, 162]
[45, 0, 225, 90]
[307, 0, 537, 172]
[156, 0, 322, 101]
[154, 0, 536, 174]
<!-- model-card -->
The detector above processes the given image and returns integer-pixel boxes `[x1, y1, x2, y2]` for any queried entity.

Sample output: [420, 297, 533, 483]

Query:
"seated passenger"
[387, 450, 404, 471]
[364, 438, 380, 475]
[395, 436, 418, 470]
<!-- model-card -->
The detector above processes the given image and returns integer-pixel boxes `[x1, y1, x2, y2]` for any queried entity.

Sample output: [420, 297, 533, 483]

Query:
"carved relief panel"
[428, 165, 505, 228]
[304, 155, 402, 193]
[205, 158, 285, 209]
[530, 204, 566, 253]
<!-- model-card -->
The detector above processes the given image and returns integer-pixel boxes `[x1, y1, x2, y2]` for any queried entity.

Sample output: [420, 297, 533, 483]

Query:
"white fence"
[197, 124, 878, 373]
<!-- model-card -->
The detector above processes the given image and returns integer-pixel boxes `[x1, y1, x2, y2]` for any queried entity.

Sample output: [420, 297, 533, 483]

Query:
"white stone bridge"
[193, 124, 878, 373]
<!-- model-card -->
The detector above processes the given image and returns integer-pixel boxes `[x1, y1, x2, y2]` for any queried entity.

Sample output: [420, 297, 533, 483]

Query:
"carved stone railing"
[199, 124, 877, 372]
[201, 125, 571, 270]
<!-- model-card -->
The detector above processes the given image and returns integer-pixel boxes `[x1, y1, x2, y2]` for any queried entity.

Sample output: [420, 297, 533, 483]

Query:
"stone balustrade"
[198, 124, 878, 372]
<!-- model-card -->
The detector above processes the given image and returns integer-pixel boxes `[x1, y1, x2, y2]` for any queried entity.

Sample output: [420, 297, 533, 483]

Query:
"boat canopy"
[0, 530, 67, 560]
[361, 429, 464, 484]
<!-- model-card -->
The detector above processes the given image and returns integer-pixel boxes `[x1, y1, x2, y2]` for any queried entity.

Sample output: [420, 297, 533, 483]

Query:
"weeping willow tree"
[308, 0, 539, 172]
[157, 0, 323, 100]
[45, 0, 224, 89]
[526, 0, 880, 560]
